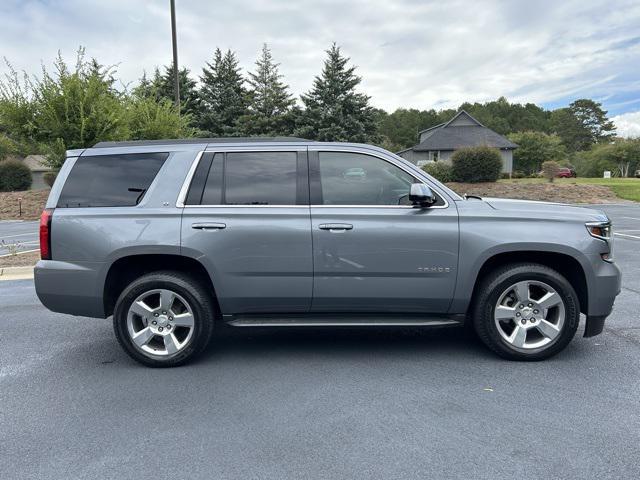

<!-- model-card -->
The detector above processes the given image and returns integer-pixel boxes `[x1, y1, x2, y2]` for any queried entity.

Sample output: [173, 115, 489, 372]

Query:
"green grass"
[499, 177, 640, 202]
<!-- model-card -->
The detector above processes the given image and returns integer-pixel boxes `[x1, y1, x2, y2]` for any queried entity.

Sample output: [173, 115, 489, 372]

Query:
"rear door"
[180, 146, 312, 314]
[309, 147, 459, 313]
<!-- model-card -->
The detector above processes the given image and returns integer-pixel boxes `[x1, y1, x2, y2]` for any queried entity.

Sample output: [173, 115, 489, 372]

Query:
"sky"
[1, 0, 639, 137]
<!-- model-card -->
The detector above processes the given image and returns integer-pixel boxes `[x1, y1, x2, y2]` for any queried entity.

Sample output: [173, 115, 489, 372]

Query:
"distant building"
[397, 110, 518, 173]
[22, 155, 53, 190]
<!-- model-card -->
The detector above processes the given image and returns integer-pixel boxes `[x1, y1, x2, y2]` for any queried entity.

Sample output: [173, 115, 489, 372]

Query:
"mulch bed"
[446, 182, 624, 204]
[0, 190, 50, 220]
[0, 250, 40, 268]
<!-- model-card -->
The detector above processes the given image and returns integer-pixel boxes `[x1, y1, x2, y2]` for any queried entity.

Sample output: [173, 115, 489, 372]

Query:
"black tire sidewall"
[113, 272, 214, 367]
[474, 264, 580, 360]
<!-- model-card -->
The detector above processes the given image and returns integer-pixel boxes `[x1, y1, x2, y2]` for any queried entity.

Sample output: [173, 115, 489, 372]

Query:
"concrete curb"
[0, 265, 34, 281]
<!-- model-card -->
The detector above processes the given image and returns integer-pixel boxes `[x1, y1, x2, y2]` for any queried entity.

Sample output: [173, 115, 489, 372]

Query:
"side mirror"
[409, 183, 436, 207]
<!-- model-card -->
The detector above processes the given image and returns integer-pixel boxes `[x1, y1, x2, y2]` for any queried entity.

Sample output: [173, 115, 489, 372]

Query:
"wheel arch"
[103, 254, 218, 317]
[467, 251, 588, 316]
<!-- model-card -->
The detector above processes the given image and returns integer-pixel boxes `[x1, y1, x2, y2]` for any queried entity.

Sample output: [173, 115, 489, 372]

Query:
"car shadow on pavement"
[197, 325, 494, 363]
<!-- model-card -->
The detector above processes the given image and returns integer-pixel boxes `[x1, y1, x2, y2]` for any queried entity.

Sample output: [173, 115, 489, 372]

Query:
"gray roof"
[413, 111, 517, 151]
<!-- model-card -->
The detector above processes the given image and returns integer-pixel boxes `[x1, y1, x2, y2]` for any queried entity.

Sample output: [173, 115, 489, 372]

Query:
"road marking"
[622, 217, 640, 221]
[0, 232, 38, 239]
[614, 232, 640, 240]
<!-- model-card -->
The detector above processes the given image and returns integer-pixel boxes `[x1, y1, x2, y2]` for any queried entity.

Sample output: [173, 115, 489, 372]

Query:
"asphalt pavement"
[0, 205, 639, 479]
[0, 220, 39, 256]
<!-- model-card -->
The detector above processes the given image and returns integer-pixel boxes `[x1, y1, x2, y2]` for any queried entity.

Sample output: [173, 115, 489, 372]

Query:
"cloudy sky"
[1, 0, 639, 136]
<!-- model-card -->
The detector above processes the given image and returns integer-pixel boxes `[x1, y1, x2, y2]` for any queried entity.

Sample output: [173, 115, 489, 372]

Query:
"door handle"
[319, 223, 353, 231]
[192, 222, 226, 230]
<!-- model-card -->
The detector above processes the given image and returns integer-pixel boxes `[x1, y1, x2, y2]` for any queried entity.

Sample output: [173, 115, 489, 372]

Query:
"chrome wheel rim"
[494, 280, 565, 351]
[126, 289, 195, 358]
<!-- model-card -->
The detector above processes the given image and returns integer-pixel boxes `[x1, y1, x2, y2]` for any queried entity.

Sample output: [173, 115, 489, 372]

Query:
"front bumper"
[34, 260, 106, 318]
[583, 256, 621, 337]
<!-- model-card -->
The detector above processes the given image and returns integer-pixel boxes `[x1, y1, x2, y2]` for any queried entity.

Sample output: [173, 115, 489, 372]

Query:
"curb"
[0, 265, 35, 281]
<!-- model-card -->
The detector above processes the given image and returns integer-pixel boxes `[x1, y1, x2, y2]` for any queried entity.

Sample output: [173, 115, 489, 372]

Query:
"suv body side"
[35, 141, 620, 337]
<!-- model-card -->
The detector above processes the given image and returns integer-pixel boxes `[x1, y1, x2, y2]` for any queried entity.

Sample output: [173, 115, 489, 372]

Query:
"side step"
[225, 314, 463, 328]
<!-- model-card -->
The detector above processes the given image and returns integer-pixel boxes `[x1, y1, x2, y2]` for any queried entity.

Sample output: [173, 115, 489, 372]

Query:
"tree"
[575, 138, 640, 177]
[239, 44, 296, 136]
[376, 108, 441, 151]
[507, 131, 566, 174]
[541, 160, 561, 182]
[198, 49, 248, 136]
[295, 44, 377, 142]
[0, 49, 191, 169]
[551, 99, 615, 151]
[135, 65, 200, 119]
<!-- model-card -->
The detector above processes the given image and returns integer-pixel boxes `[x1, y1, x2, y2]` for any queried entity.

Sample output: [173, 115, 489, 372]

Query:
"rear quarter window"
[57, 153, 168, 208]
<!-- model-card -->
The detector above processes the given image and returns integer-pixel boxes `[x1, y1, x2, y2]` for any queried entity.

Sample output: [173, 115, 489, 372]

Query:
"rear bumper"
[34, 260, 106, 318]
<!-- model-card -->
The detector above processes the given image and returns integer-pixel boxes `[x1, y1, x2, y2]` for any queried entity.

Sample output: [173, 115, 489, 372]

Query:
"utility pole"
[170, 0, 180, 112]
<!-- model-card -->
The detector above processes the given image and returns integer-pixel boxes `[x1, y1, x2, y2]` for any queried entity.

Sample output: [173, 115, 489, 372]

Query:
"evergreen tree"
[134, 65, 199, 120]
[239, 44, 295, 136]
[198, 49, 248, 136]
[295, 44, 377, 142]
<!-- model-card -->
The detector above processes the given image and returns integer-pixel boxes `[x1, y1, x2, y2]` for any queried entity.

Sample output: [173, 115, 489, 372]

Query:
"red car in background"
[556, 167, 577, 178]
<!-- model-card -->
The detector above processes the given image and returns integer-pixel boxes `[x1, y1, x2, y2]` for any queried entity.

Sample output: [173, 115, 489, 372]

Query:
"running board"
[225, 314, 463, 328]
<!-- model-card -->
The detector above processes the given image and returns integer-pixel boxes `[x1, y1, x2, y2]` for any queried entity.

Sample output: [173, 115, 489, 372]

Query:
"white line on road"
[622, 217, 640, 221]
[0, 232, 38, 239]
[614, 232, 640, 240]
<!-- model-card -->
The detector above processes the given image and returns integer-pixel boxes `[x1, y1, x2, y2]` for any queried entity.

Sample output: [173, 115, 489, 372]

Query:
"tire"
[472, 263, 580, 361]
[113, 271, 216, 367]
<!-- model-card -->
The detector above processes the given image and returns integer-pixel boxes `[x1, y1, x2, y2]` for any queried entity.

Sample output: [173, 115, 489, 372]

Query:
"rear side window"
[57, 153, 168, 207]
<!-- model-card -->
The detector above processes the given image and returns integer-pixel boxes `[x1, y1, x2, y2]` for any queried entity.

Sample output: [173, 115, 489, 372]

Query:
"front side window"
[57, 153, 168, 207]
[318, 152, 417, 205]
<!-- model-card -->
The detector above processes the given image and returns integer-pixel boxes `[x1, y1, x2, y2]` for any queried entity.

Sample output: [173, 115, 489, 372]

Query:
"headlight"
[586, 221, 612, 240]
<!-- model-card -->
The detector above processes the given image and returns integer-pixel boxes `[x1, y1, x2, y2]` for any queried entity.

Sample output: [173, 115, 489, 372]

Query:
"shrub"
[541, 160, 561, 182]
[0, 159, 33, 191]
[511, 170, 526, 179]
[422, 162, 454, 183]
[43, 171, 57, 187]
[451, 146, 502, 183]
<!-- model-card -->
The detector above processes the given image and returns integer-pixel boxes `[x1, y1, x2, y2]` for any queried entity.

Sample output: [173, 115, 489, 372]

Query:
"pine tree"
[240, 44, 295, 136]
[198, 49, 248, 136]
[295, 44, 377, 142]
[134, 65, 199, 120]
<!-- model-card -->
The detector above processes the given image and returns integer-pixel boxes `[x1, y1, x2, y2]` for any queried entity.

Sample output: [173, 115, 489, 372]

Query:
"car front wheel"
[473, 263, 580, 360]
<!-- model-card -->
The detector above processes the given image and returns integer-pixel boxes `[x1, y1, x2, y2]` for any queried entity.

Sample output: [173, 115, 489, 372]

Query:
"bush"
[0, 159, 32, 191]
[43, 171, 57, 187]
[541, 160, 561, 182]
[451, 146, 503, 183]
[422, 162, 454, 183]
[511, 170, 526, 179]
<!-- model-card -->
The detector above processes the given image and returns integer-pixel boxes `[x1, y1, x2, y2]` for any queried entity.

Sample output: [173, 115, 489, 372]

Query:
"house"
[397, 110, 518, 174]
[22, 155, 53, 190]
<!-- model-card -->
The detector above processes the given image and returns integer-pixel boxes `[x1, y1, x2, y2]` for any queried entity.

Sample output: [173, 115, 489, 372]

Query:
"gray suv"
[35, 138, 621, 367]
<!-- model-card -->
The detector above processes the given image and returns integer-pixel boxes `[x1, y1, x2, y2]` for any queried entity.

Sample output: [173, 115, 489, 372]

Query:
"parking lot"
[0, 204, 639, 479]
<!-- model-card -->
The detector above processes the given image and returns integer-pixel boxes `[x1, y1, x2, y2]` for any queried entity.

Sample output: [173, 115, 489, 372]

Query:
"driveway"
[0, 205, 638, 479]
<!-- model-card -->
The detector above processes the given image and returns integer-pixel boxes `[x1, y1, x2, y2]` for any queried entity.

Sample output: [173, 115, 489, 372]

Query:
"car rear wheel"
[473, 263, 580, 360]
[113, 271, 215, 367]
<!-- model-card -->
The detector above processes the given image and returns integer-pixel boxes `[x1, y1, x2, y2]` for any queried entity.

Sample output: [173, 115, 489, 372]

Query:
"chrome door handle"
[319, 223, 353, 231]
[192, 222, 226, 230]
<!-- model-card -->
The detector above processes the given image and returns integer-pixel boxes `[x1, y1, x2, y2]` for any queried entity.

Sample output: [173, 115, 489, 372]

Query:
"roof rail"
[93, 137, 310, 148]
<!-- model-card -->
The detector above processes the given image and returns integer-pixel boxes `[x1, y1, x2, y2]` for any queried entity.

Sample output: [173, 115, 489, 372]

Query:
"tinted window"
[318, 152, 417, 205]
[220, 152, 298, 205]
[201, 154, 224, 204]
[58, 153, 168, 208]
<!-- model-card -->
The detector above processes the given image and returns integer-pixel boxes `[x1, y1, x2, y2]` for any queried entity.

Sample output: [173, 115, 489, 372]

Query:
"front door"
[309, 148, 459, 313]
[181, 147, 312, 314]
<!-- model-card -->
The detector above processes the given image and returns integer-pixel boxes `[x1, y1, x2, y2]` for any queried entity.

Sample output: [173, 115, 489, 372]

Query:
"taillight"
[40, 208, 54, 260]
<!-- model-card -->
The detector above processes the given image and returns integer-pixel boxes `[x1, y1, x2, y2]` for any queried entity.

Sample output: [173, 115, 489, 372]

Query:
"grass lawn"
[499, 177, 640, 202]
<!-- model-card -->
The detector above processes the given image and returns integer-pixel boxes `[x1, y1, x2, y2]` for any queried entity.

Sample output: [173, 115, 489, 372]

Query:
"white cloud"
[0, 0, 639, 114]
[613, 111, 640, 138]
